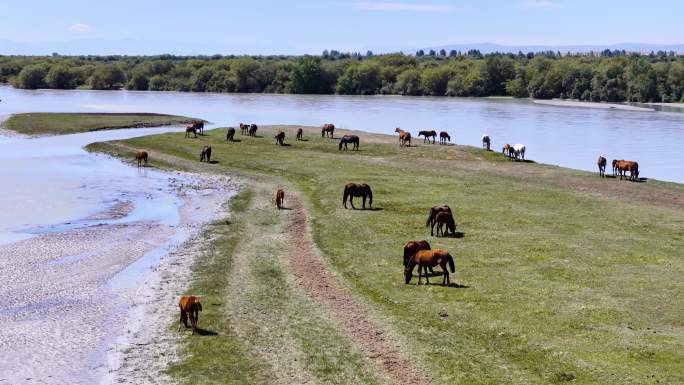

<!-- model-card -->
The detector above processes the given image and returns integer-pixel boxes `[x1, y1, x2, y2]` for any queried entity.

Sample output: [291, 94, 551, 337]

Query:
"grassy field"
[88, 125, 684, 385]
[1, 112, 197, 135]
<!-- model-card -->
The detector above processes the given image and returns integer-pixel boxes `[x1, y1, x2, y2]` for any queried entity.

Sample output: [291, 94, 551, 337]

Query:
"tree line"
[1, 50, 683, 103]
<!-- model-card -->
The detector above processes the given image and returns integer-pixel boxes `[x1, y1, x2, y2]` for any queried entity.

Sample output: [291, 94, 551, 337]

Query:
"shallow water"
[1, 85, 683, 185]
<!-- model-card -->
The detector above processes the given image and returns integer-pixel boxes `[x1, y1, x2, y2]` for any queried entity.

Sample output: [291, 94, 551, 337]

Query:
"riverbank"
[91, 125, 684, 385]
[532, 98, 656, 111]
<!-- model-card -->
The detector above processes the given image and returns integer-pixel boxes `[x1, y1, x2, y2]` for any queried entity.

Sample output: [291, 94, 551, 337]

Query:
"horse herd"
[597, 155, 640, 181]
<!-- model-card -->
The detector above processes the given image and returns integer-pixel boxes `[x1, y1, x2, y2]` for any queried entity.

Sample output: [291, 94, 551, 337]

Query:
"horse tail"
[425, 208, 434, 227]
[339, 140, 343, 150]
[343, 186, 348, 205]
[367, 187, 373, 206]
[445, 253, 455, 273]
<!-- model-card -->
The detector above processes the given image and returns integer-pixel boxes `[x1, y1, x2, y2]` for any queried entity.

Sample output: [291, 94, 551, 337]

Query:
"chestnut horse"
[322, 123, 335, 138]
[226, 127, 236, 142]
[502, 143, 512, 158]
[395, 128, 411, 147]
[200, 145, 212, 162]
[178, 295, 202, 334]
[135, 150, 148, 167]
[185, 125, 197, 138]
[403, 240, 431, 267]
[418, 130, 437, 144]
[433, 211, 456, 237]
[275, 130, 285, 146]
[296, 128, 303, 141]
[405, 249, 455, 286]
[439, 131, 451, 145]
[426, 205, 452, 235]
[240, 123, 249, 135]
[614, 160, 639, 181]
[597, 155, 607, 177]
[275, 188, 285, 209]
[482, 135, 491, 150]
[343, 183, 373, 209]
[339, 135, 360, 151]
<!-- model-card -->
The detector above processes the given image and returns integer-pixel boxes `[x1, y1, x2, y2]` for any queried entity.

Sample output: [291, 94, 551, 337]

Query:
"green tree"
[13, 65, 47, 89]
[126, 70, 150, 90]
[291, 56, 324, 94]
[45, 65, 74, 89]
[421, 66, 450, 96]
[394, 69, 423, 95]
[191, 67, 213, 92]
[89, 65, 126, 90]
[148, 75, 168, 91]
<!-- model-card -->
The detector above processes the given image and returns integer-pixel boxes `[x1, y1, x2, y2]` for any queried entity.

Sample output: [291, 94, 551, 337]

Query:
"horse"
[275, 130, 285, 146]
[403, 240, 431, 268]
[404, 249, 455, 286]
[135, 150, 148, 167]
[193, 120, 204, 135]
[439, 131, 451, 145]
[296, 128, 303, 141]
[482, 135, 491, 150]
[418, 130, 437, 144]
[426, 205, 452, 235]
[178, 295, 202, 335]
[343, 183, 373, 209]
[275, 188, 285, 209]
[615, 160, 639, 181]
[322, 123, 335, 138]
[502, 143, 511, 158]
[433, 211, 456, 237]
[339, 135, 360, 151]
[395, 128, 411, 147]
[226, 127, 236, 142]
[597, 155, 607, 177]
[512, 144, 526, 160]
[185, 125, 197, 138]
[200, 145, 212, 162]
[248, 124, 258, 137]
[240, 123, 249, 135]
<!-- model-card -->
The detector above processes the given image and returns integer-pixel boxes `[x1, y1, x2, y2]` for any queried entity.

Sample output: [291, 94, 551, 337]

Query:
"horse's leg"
[424, 266, 430, 284]
[362, 195, 366, 209]
[417, 264, 422, 285]
[350, 197, 356, 210]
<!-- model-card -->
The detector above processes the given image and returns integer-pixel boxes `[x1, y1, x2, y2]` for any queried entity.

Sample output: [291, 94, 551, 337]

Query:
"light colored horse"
[512, 144, 526, 160]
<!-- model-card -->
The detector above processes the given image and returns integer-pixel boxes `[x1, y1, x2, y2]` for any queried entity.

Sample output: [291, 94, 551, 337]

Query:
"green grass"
[2, 112, 197, 135]
[91, 125, 684, 385]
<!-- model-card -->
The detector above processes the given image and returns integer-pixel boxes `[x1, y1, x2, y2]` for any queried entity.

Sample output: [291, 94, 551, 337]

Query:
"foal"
[178, 296, 202, 335]
[405, 250, 455, 286]
[275, 188, 285, 209]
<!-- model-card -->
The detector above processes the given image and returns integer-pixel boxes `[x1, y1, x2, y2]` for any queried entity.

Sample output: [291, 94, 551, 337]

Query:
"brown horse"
[439, 131, 451, 145]
[226, 127, 236, 141]
[343, 183, 373, 209]
[482, 135, 491, 150]
[193, 120, 204, 135]
[403, 240, 431, 269]
[395, 128, 411, 147]
[418, 130, 437, 144]
[135, 150, 148, 167]
[615, 160, 639, 181]
[405, 249, 455, 286]
[178, 295, 202, 335]
[275, 130, 285, 146]
[339, 134, 360, 151]
[248, 124, 258, 137]
[433, 211, 456, 237]
[275, 188, 285, 209]
[200, 145, 212, 162]
[240, 123, 249, 135]
[322, 123, 335, 138]
[597, 155, 607, 177]
[426, 205, 452, 235]
[296, 128, 303, 141]
[185, 125, 197, 138]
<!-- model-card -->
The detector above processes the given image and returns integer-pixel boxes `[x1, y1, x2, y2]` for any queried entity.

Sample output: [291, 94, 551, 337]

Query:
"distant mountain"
[400, 42, 684, 55]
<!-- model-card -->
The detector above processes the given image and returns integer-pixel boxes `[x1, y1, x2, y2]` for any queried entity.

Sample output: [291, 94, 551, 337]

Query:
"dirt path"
[285, 196, 430, 385]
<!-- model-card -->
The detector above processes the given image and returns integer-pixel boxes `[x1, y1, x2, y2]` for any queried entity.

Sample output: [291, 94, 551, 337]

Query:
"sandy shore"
[0, 171, 241, 384]
[533, 99, 655, 112]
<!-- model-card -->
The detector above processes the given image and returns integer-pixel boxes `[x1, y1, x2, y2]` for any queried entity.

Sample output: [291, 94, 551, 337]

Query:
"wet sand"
[533, 99, 655, 112]
[0, 172, 240, 384]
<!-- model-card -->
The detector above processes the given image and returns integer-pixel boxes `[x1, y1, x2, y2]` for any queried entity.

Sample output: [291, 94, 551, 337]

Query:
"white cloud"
[355, 2, 454, 13]
[68, 23, 95, 34]
[523, 0, 559, 9]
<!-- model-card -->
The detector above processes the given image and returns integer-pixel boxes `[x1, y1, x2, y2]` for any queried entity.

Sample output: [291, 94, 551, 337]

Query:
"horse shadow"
[278, 143, 292, 147]
[252, 135, 264, 138]
[194, 328, 218, 336]
[636, 177, 649, 183]
[299, 138, 310, 142]
[227, 139, 242, 143]
[208, 160, 220, 164]
[439, 231, 465, 239]
[277, 207, 294, 211]
[352, 207, 383, 211]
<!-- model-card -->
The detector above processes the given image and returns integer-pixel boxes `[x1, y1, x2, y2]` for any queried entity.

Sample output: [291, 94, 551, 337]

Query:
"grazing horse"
[597, 155, 607, 177]
[343, 183, 373, 209]
[405, 249, 455, 286]
[439, 131, 451, 145]
[185, 124, 197, 138]
[178, 295, 202, 335]
[226, 127, 236, 142]
[275, 188, 285, 209]
[240, 123, 249, 135]
[135, 150, 148, 167]
[403, 240, 431, 272]
[612, 159, 620, 177]
[615, 160, 639, 181]
[200, 145, 212, 162]
[193, 120, 204, 135]
[275, 130, 286, 146]
[502, 143, 512, 158]
[296, 128, 303, 141]
[339, 135, 360, 151]
[426, 205, 452, 235]
[322, 123, 335, 138]
[248, 124, 258, 137]
[433, 211, 456, 237]
[418, 130, 437, 144]
[482, 135, 491, 150]
[395, 128, 411, 147]
[512, 144, 526, 160]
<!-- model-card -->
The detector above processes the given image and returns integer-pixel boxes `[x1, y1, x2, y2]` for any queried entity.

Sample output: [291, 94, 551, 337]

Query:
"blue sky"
[1, 0, 683, 54]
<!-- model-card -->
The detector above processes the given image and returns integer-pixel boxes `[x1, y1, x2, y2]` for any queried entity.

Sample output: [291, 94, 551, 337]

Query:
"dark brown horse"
[339, 135, 360, 151]
[418, 130, 437, 144]
[178, 295, 202, 335]
[296, 128, 303, 141]
[200, 145, 212, 162]
[403, 240, 431, 271]
[343, 183, 373, 209]
[240, 122, 249, 135]
[597, 155, 607, 177]
[433, 211, 456, 237]
[185, 125, 197, 138]
[275, 188, 285, 209]
[439, 131, 451, 145]
[248, 124, 258, 137]
[275, 130, 286, 145]
[426, 205, 452, 235]
[405, 249, 455, 286]
[395, 128, 411, 147]
[193, 120, 204, 135]
[322, 123, 335, 138]
[482, 135, 491, 150]
[226, 127, 236, 142]
[135, 150, 148, 167]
